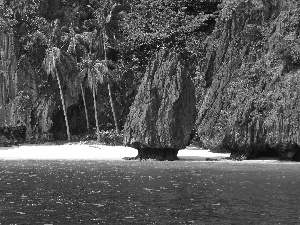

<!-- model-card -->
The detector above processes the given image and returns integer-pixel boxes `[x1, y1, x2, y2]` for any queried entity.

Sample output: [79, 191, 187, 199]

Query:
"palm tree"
[69, 30, 104, 139]
[67, 27, 91, 132]
[97, 1, 129, 134]
[44, 47, 71, 141]
[75, 66, 90, 132]
[64, 28, 103, 141]
[56, 1, 128, 138]
[41, 19, 80, 141]
[79, 56, 115, 141]
[102, 28, 120, 134]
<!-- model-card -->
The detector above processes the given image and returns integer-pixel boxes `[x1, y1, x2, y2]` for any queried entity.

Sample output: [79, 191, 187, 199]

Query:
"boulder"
[123, 49, 196, 160]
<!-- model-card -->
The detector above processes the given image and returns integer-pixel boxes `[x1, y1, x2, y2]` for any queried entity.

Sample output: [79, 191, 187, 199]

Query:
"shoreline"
[0, 143, 298, 164]
[0, 143, 229, 161]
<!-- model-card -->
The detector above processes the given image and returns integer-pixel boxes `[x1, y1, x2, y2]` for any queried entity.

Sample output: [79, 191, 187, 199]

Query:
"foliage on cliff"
[1, 0, 219, 141]
[2, 0, 300, 159]
[1, 0, 133, 140]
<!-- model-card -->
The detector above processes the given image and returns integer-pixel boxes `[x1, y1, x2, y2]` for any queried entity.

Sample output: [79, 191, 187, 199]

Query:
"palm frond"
[75, 67, 87, 88]
[75, 31, 97, 51]
[30, 30, 48, 46]
[67, 36, 76, 54]
[66, 26, 77, 54]
[44, 47, 80, 97]
[43, 47, 61, 78]
[94, 60, 108, 79]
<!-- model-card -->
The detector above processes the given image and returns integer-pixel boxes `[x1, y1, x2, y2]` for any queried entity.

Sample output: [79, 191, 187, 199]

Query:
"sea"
[0, 160, 299, 224]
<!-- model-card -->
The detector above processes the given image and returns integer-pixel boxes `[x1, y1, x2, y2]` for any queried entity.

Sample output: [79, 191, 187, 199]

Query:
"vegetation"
[1, 0, 300, 160]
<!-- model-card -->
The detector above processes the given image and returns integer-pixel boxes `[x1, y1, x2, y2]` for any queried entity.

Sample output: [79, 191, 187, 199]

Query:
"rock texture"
[196, 0, 300, 161]
[123, 49, 196, 160]
[0, 31, 75, 142]
[0, 30, 90, 143]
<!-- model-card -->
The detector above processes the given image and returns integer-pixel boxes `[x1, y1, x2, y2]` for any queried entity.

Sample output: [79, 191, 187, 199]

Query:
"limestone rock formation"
[0, 31, 73, 142]
[123, 49, 196, 160]
[196, 0, 300, 160]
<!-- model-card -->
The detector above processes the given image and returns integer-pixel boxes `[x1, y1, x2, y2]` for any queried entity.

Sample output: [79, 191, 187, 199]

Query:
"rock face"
[0, 31, 77, 143]
[196, 0, 300, 161]
[123, 49, 196, 160]
[0, 29, 96, 143]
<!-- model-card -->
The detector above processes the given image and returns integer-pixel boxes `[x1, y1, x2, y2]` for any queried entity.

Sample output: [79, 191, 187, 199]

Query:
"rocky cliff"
[0, 31, 72, 141]
[197, 0, 300, 160]
[124, 49, 196, 160]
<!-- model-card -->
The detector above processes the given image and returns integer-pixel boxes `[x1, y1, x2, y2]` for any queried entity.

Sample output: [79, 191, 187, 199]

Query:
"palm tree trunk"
[92, 85, 100, 142]
[56, 73, 71, 141]
[103, 31, 119, 134]
[81, 83, 90, 131]
[108, 83, 119, 134]
[52, 57, 71, 141]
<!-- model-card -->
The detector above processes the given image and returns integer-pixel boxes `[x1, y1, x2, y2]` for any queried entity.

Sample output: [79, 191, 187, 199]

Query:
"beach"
[0, 144, 231, 161]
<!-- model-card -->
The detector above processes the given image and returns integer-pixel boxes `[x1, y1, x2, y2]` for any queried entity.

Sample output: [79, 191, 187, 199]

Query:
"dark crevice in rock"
[229, 142, 300, 162]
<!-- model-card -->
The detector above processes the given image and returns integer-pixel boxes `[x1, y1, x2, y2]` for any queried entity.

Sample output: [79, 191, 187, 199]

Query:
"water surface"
[0, 160, 299, 224]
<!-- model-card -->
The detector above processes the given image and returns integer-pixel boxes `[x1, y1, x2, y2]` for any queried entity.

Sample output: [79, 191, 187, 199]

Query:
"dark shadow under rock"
[230, 142, 300, 161]
[248, 143, 279, 159]
[274, 142, 300, 160]
[229, 143, 278, 160]
[291, 145, 300, 162]
[0, 125, 26, 146]
[292, 150, 300, 162]
[135, 148, 179, 161]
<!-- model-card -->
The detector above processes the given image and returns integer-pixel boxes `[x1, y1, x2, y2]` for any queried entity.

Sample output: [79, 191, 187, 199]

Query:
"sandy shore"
[0, 144, 231, 161]
[0, 144, 295, 163]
